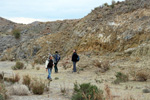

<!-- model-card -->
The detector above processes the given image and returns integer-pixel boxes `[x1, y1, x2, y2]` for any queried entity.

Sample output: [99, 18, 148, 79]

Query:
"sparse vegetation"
[104, 84, 113, 100]
[60, 84, 66, 94]
[34, 58, 44, 64]
[129, 68, 150, 82]
[22, 75, 31, 89]
[110, 0, 116, 8]
[55, 77, 59, 80]
[136, 71, 149, 82]
[4, 73, 20, 83]
[31, 79, 45, 95]
[36, 66, 40, 70]
[11, 61, 24, 70]
[113, 72, 128, 84]
[72, 82, 103, 100]
[94, 60, 110, 73]
[9, 84, 30, 95]
[0, 83, 7, 100]
[31, 62, 35, 69]
[12, 29, 21, 39]
[103, 3, 109, 7]
[94, 60, 101, 68]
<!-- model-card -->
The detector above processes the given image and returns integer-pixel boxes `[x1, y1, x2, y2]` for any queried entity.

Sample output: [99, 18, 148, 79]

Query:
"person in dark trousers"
[53, 51, 60, 73]
[46, 56, 53, 81]
[72, 50, 79, 72]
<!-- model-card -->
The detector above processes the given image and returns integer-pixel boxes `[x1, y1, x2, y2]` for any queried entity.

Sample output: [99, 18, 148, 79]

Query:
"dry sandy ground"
[0, 57, 150, 100]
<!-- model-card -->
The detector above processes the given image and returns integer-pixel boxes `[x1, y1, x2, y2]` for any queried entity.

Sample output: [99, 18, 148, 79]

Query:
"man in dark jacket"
[46, 56, 53, 81]
[53, 51, 60, 73]
[72, 50, 79, 72]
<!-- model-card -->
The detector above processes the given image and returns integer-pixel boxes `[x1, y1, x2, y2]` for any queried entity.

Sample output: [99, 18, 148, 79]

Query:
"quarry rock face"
[1, 0, 150, 62]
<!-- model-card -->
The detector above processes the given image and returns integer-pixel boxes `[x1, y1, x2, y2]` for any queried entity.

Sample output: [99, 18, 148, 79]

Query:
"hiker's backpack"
[55, 54, 60, 62]
[77, 55, 80, 62]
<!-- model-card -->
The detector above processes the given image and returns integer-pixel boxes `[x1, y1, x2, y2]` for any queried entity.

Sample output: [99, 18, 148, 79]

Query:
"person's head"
[55, 51, 58, 54]
[49, 56, 53, 60]
[73, 49, 76, 53]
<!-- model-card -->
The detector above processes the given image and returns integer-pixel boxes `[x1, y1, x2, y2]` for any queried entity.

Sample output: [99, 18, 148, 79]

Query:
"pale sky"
[0, 0, 125, 24]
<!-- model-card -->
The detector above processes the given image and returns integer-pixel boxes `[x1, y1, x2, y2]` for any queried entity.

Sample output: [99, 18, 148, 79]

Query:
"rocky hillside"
[1, 0, 150, 63]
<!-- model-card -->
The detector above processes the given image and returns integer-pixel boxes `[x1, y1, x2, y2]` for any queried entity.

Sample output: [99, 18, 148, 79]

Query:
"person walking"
[72, 50, 79, 72]
[45, 56, 53, 81]
[53, 51, 60, 73]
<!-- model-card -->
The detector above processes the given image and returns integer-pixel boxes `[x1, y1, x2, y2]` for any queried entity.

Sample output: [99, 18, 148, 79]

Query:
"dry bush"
[101, 61, 110, 72]
[12, 73, 20, 83]
[12, 29, 21, 39]
[30, 78, 45, 95]
[94, 60, 102, 68]
[136, 71, 149, 82]
[9, 84, 30, 95]
[104, 84, 113, 100]
[11, 61, 24, 70]
[94, 60, 110, 73]
[129, 67, 150, 82]
[22, 75, 31, 89]
[31, 62, 35, 69]
[36, 67, 40, 70]
[4, 73, 20, 83]
[0, 56, 7, 61]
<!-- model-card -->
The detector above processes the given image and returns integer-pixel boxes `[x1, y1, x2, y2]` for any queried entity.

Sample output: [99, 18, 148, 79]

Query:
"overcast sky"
[0, 0, 125, 24]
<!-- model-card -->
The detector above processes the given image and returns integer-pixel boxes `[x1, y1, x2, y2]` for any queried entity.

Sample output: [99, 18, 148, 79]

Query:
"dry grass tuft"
[36, 67, 40, 70]
[22, 75, 31, 89]
[9, 83, 30, 95]
[11, 61, 24, 70]
[129, 67, 150, 82]
[30, 78, 45, 95]
[94, 60, 110, 73]
[31, 62, 35, 69]
[104, 84, 113, 100]
[136, 70, 149, 81]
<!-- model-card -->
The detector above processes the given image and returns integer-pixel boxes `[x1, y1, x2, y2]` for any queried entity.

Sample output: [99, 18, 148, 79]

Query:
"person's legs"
[48, 68, 51, 79]
[54, 63, 58, 73]
[73, 62, 76, 72]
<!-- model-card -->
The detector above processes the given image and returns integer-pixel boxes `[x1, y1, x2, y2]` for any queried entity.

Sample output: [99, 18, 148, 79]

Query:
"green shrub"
[12, 61, 24, 70]
[103, 3, 109, 7]
[0, 83, 7, 100]
[0, 94, 4, 100]
[12, 29, 21, 39]
[72, 82, 103, 100]
[113, 72, 128, 84]
[110, 0, 115, 8]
